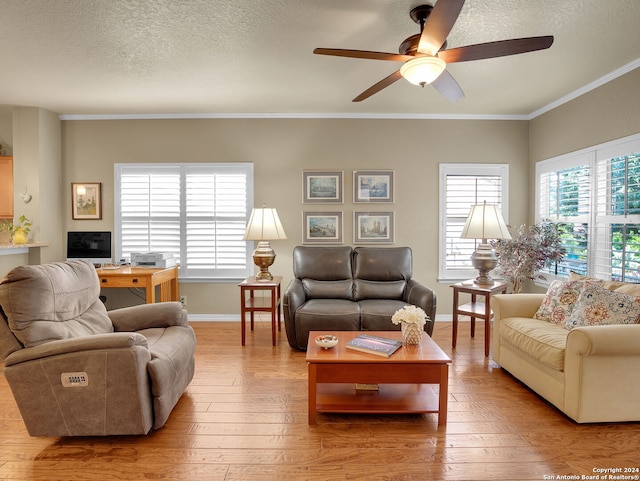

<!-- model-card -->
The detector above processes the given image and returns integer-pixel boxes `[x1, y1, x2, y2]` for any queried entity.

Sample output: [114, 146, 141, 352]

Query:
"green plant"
[491, 221, 566, 293]
[2, 215, 32, 237]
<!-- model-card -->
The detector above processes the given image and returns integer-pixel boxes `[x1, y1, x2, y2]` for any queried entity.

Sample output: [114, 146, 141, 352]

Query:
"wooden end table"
[451, 279, 507, 357]
[306, 331, 451, 426]
[238, 276, 282, 346]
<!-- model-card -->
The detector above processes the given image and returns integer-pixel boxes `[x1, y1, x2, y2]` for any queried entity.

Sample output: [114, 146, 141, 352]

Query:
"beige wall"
[62, 118, 530, 317]
[529, 68, 640, 222]
[0, 107, 62, 274]
[2, 67, 638, 318]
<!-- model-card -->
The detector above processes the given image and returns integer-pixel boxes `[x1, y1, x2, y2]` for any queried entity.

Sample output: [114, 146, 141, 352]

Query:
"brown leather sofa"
[0, 260, 196, 436]
[283, 246, 436, 350]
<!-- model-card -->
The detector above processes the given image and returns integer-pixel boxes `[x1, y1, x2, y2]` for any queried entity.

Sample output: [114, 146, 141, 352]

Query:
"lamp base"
[470, 243, 498, 287]
[252, 241, 275, 282]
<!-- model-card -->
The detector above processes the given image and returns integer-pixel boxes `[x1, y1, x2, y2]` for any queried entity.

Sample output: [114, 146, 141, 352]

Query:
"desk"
[239, 276, 282, 346]
[96, 265, 179, 304]
[451, 280, 507, 357]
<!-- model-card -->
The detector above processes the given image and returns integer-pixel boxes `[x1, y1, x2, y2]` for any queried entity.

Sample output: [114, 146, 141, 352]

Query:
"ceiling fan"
[313, 0, 554, 102]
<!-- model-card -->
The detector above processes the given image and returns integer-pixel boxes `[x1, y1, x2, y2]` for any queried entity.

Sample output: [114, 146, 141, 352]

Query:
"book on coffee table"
[345, 333, 403, 358]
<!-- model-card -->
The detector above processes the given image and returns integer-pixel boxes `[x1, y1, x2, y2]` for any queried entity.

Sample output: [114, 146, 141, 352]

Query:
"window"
[115, 163, 254, 280]
[536, 134, 640, 283]
[536, 153, 591, 278]
[439, 163, 509, 281]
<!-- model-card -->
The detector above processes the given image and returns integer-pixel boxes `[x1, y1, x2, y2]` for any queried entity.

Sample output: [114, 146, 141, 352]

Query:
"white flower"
[391, 305, 428, 328]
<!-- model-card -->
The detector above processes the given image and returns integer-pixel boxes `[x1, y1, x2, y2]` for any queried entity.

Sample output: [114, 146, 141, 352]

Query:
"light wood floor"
[0, 319, 638, 481]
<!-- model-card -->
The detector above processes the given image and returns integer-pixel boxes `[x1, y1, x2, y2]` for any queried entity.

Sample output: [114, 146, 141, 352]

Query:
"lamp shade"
[243, 207, 287, 241]
[400, 56, 446, 86]
[460, 202, 511, 241]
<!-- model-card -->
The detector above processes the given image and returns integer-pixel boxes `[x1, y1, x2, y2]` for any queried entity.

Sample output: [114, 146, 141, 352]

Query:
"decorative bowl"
[315, 335, 338, 349]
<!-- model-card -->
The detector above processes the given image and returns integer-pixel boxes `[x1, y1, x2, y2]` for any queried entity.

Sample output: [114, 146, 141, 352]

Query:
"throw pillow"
[533, 279, 602, 325]
[615, 283, 640, 297]
[565, 284, 640, 330]
[568, 271, 626, 290]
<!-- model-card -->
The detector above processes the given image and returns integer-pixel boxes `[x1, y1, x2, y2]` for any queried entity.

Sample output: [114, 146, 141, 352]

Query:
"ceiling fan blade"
[417, 0, 466, 56]
[314, 48, 413, 62]
[431, 69, 465, 103]
[438, 36, 554, 63]
[352, 70, 403, 102]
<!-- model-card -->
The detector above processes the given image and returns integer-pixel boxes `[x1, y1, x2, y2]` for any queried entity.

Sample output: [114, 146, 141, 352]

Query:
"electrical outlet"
[61, 372, 89, 387]
[179, 295, 187, 307]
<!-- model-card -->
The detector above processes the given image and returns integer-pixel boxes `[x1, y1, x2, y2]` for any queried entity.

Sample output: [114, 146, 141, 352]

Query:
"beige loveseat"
[0, 260, 196, 436]
[491, 279, 640, 423]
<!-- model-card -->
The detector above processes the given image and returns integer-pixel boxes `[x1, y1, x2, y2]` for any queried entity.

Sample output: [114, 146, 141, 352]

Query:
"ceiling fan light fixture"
[400, 56, 446, 86]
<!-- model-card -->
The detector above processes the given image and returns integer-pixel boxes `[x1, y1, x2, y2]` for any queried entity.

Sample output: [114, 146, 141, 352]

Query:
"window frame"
[535, 133, 640, 284]
[114, 162, 254, 282]
[438, 163, 509, 282]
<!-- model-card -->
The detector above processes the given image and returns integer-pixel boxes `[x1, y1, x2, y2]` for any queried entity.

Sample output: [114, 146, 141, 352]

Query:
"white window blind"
[536, 153, 591, 278]
[593, 140, 640, 282]
[536, 134, 640, 283]
[439, 164, 509, 281]
[115, 163, 254, 280]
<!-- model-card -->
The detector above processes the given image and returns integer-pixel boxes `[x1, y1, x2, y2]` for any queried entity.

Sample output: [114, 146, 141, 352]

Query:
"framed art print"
[72, 182, 102, 220]
[303, 212, 343, 244]
[354, 211, 394, 244]
[353, 170, 394, 203]
[303, 170, 343, 203]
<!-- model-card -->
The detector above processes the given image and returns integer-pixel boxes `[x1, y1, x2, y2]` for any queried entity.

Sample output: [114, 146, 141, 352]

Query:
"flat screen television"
[67, 231, 113, 265]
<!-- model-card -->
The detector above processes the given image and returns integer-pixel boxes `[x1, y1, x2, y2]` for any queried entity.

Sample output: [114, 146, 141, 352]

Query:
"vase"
[401, 322, 422, 346]
[11, 228, 28, 245]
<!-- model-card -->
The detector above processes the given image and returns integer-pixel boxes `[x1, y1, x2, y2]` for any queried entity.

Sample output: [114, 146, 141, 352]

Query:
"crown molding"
[528, 57, 640, 119]
[58, 112, 528, 121]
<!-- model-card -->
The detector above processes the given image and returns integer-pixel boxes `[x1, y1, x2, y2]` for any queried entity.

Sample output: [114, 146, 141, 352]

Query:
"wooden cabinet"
[0, 156, 13, 219]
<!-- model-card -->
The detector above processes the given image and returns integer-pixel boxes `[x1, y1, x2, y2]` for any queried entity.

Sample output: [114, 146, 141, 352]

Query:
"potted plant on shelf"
[491, 221, 566, 293]
[2, 215, 32, 245]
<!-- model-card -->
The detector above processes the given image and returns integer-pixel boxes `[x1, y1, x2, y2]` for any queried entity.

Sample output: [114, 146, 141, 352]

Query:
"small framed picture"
[353, 170, 394, 203]
[354, 212, 394, 244]
[72, 182, 102, 220]
[303, 170, 343, 203]
[303, 212, 343, 244]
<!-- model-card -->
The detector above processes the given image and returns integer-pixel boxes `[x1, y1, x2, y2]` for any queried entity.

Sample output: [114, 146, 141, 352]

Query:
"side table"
[239, 276, 282, 346]
[451, 280, 508, 357]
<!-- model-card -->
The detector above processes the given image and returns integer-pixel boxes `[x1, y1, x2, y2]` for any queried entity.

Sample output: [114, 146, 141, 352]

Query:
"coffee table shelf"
[315, 383, 439, 414]
[306, 331, 451, 426]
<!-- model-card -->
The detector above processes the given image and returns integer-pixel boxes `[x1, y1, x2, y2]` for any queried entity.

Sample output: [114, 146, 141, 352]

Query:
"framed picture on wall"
[354, 211, 394, 244]
[71, 182, 102, 220]
[303, 170, 343, 203]
[353, 170, 394, 203]
[302, 212, 343, 244]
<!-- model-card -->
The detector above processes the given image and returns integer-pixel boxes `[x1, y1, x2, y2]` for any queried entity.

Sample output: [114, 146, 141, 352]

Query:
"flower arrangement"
[392, 305, 428, 345]
[491, 220, 565, 293]
[391, 304, 428, 328]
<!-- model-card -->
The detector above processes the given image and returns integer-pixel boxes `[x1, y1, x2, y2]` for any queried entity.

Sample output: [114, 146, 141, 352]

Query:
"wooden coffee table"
[306, 331, 451, 426]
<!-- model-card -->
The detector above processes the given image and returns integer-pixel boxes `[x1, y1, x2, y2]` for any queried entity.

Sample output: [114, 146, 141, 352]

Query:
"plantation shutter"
[536, 153, 591, 277]
[115, 163, 253, 280]
[593, 138, 640, 282]
[439, 164, 509, 280]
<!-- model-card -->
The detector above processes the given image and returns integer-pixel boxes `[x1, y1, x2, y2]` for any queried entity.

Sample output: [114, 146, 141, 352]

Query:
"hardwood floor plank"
[0, 320, 637, 481]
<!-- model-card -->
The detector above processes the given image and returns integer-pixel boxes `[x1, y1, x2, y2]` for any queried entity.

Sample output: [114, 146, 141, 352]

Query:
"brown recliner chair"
[284, 246, 436, 350]
[0, 260, 195, 437]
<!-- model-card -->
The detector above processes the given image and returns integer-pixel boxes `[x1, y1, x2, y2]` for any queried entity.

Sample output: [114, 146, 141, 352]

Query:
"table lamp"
[243, 206, 287, 281]
[460, 201, 511, 286]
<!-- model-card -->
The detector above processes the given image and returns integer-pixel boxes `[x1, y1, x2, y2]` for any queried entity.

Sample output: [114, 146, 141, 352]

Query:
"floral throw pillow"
[565, 285, 640, 330]
[533, 280, 602, 325]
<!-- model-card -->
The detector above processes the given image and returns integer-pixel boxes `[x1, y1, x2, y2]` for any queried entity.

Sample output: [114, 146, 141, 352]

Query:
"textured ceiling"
[0, 0, 638, 117]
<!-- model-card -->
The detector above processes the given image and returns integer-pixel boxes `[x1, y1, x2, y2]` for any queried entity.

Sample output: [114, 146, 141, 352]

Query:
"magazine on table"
[345, 333, 402, 357]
